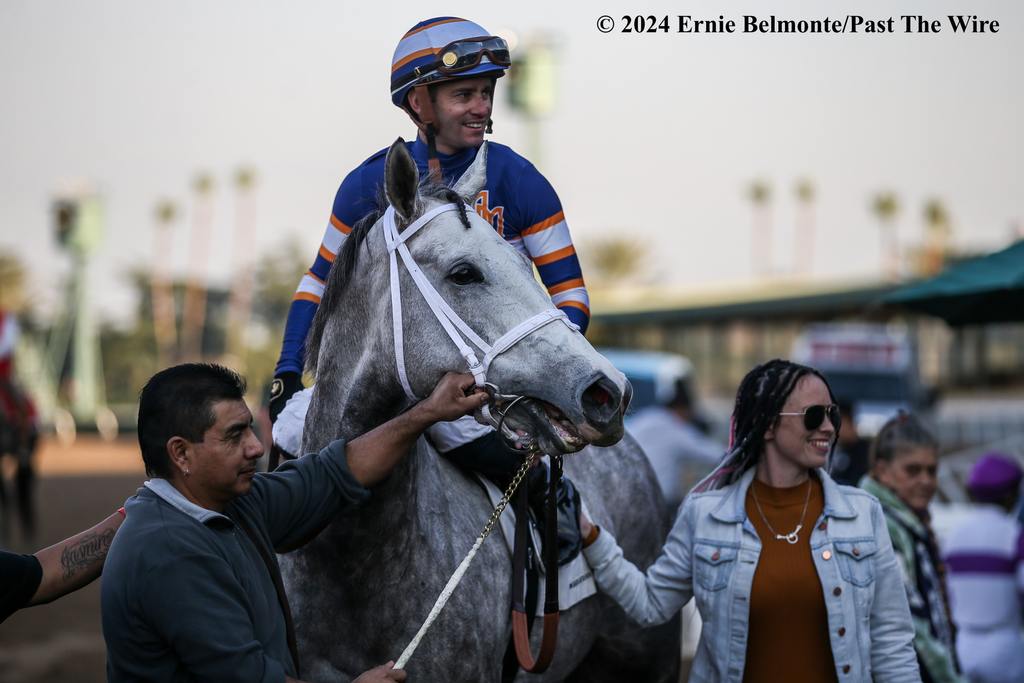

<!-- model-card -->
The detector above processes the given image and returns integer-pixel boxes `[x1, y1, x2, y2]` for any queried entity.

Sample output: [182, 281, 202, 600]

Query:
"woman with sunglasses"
[579, 359, 919, 682]
[861, 413, 964, 683]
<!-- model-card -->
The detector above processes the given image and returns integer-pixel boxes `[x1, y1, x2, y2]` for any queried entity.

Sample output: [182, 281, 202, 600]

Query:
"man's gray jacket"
[102, 439, 369, 682]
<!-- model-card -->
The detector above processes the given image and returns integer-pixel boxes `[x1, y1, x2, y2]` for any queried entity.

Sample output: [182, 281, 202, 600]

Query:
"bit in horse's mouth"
[487, 396, 586, 454]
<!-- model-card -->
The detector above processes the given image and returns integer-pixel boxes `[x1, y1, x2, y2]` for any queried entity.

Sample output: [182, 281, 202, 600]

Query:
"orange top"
[744, 476, 837, 683]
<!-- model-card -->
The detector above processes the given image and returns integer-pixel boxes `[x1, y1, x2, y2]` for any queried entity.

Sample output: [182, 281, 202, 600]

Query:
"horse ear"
[385, 138, 419, 222]
[451, 142, 488, 202]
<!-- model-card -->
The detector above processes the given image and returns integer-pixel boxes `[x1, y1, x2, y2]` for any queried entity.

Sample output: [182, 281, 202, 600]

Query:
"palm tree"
[871, 192, 900, 279]
[794, 179, 815, 276]
[747, 180, 772, 277]
[181, 173, 216, 361]
[152, 200, 178, 366]
[225, 166, 258, 369]
[922, 198, 951, 275]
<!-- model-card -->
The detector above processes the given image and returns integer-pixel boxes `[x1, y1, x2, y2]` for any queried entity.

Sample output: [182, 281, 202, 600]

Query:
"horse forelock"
[304, 181, 472, 376]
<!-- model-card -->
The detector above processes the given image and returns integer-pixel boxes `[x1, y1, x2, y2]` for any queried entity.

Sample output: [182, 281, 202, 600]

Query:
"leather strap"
[510, 457, 561, 673]
[233, 513, 301, 678]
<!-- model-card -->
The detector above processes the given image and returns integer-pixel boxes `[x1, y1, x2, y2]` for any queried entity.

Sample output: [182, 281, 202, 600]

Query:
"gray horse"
[284, 139, 680, 682]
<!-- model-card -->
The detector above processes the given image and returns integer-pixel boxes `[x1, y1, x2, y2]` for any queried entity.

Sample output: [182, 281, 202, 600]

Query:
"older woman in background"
[860, 412, 964, 683]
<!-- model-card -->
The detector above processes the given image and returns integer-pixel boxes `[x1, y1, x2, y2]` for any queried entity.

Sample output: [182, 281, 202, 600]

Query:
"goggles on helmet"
[436, 36, 511, 75]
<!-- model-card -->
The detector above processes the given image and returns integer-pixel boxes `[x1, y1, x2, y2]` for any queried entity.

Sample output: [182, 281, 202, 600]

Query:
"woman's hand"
[579, 510, 595, 540]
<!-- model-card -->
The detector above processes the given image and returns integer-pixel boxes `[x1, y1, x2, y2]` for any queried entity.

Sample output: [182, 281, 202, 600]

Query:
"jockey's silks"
[276, 138, 589, 376]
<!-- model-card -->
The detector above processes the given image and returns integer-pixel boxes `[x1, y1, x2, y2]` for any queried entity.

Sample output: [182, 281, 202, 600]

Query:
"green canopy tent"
[882, 239, 1024, 325]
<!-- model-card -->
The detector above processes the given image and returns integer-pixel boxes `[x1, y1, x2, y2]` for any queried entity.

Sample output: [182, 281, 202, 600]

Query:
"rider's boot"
[525, 462, 583, 566]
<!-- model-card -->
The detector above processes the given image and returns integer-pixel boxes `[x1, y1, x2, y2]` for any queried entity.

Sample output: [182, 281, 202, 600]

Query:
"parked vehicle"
[792, 324, 937, 436]
[597, 348, 695, 415]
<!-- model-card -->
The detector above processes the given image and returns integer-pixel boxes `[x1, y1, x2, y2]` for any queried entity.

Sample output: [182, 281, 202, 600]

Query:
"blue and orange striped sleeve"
[508, 167, 590, 334]
[274, 168, 373, 375]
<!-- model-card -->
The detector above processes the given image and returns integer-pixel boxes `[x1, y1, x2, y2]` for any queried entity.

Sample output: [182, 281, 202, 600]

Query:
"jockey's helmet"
[390, 17, 510, 111]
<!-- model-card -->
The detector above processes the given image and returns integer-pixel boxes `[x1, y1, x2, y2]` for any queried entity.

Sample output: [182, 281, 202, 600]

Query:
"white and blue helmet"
[390, 17, 510, 110]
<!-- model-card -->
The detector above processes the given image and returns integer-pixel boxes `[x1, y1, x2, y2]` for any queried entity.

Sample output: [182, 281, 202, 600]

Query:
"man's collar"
[144, 478, 229, 525]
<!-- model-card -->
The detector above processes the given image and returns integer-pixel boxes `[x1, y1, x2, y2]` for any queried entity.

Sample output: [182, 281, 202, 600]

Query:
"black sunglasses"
[436, 37, 511, 75]
[778, 404, 841, 431]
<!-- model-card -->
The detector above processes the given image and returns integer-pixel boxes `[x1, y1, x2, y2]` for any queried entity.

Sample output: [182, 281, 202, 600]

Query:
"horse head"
[306, 138, 628, 455]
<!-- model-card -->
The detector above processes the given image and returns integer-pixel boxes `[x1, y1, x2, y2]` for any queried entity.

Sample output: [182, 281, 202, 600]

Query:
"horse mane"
[304, 181, 472, 375]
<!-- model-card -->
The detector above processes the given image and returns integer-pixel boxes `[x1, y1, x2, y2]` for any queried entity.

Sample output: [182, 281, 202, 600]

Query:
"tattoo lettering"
[60, 528, 116, 580]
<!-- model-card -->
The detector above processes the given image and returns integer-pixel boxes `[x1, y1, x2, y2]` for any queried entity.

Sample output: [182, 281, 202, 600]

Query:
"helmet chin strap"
[410, 85, 443, 183]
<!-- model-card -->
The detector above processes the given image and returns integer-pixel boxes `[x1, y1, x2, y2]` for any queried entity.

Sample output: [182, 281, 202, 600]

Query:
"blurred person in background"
[580, 359, 919, 682]
[0, 309, 38, 542]
[828, 399, 871, 486]
[629, 377, 722, 511]
[861, 412, 964, 683]
[268, 16, 590, 564]
[1, 508, 124, 624]
[943, 452, 1024, 683]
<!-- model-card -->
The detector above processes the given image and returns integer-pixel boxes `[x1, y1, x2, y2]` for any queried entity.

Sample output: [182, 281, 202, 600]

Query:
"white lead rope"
[394, 452, 536, 669]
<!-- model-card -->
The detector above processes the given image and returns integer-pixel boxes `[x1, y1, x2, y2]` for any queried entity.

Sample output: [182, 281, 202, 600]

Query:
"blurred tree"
[226, 166, 259, 366]
[922, 198, 952, 276]
[794, 178, 816, 276]
[871, 191, 900, 279]
[747, 180, 772, 277]
[0, 251, 26, 311]
[151, 199, 178, 366]
[181, 172, 216, 360]
[581, 236, 648, 287]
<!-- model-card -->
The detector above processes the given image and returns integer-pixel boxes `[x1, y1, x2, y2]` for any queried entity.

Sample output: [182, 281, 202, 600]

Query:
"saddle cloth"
[476, 466, 597, 616]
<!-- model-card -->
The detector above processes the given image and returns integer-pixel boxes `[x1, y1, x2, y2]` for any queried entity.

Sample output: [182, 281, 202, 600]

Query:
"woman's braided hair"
[694, 358, 838, 492]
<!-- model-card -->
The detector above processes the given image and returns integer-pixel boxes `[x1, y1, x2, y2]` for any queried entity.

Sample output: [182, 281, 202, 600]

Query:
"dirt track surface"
[0, 437, 144, 683]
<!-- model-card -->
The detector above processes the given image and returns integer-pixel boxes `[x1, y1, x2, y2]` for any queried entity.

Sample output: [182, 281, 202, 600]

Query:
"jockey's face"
[180, 399, 263, 511]
[409, 77, 494, 154]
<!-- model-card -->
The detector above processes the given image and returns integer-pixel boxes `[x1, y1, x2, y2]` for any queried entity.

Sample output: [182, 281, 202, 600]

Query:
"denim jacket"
[584, 468, 920, 682]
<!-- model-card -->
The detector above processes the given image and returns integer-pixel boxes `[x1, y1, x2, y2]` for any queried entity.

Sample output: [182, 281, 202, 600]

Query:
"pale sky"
[1, 0, 1021, 323]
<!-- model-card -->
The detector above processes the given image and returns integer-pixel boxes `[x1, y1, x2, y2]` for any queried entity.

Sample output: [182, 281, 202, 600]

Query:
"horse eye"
[447, 264, 484, 286]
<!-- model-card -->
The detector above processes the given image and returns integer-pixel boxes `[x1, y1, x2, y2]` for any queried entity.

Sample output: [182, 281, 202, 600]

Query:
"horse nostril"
[582, 375, 623, 429]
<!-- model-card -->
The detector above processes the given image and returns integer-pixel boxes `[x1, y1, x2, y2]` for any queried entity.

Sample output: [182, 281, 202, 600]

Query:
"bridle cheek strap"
[383, 205, 579, 405]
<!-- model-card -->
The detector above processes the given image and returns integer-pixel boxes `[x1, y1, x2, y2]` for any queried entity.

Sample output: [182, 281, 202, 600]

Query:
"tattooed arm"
[30, 510, 124, 605]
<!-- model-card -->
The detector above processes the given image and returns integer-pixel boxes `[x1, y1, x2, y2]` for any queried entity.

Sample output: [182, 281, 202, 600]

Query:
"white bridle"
[382, 202, 578, 410]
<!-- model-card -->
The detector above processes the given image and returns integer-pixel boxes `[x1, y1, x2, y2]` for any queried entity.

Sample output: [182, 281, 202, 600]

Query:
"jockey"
[270, 16, 589, 563]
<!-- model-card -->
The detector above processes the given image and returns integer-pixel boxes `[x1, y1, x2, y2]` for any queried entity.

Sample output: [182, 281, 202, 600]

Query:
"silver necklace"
[750, 478, 812, 545]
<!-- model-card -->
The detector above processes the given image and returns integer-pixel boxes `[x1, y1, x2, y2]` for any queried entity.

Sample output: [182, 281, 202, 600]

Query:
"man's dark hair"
[137, 363, 247, 478]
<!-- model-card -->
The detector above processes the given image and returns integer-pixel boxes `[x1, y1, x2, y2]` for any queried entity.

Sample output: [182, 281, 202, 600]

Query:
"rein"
[511, 453, 562, 673]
